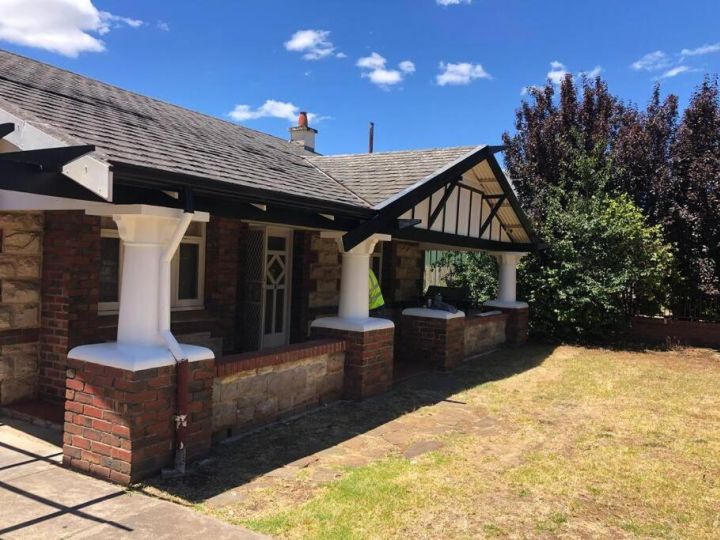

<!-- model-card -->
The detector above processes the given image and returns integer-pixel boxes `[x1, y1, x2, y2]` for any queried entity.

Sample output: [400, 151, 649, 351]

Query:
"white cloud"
[284, 29, 337, 60]
[228, 100, 324, 124]
[357, 52, 387, 70]
[680, 42, 720, 57]
[157, 21, 170, 32]
[399, 60, 416, 74]
[547, 60, 568, 85]
[659, 65, 692, 78]
[631, 50, 670, 71]
[0, 0, 144, 57]
[98, 12, 143, 35]
[436, 0, 472, 5]
[436, 62, 491, 86]
[335, 52, 347, 59]
[357, 52, 414, 88]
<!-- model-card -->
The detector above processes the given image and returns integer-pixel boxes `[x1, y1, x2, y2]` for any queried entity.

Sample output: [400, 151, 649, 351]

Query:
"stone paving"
[0, 417, 266, 539]
[145, 357, 511, 512]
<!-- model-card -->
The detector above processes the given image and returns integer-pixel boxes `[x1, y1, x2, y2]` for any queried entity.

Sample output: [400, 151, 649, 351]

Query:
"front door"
[262, 228, 292, 348]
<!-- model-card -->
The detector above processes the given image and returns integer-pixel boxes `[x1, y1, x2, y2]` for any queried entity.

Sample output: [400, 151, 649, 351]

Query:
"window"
[98, 218, 206, 313]
[370, 241, 383, 283]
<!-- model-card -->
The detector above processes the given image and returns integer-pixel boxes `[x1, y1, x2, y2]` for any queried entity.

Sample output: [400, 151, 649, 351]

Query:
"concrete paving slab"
[0, 417, 266, 539]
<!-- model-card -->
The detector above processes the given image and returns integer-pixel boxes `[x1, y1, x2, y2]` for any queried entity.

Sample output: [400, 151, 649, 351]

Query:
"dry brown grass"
[149, 345, 720, 539]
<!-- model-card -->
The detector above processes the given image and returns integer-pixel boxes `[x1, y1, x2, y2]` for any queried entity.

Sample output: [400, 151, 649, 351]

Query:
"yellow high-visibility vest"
[369, 269, 385, 310]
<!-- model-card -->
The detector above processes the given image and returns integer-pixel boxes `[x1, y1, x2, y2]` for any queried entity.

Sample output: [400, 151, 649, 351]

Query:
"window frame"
[98, 223, 206, 314]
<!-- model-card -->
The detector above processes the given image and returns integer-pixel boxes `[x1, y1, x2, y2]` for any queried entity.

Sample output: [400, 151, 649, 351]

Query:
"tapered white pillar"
[483, 252, 528, 308]
[68, 205, 214, 370]
[312, 233, 394, 332]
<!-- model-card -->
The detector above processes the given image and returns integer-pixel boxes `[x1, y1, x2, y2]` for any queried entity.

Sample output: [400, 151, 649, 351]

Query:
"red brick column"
[204, 217, 243, 353]
[311, 326, 393, 400]
[400, 310, 466, 370]
[63, 358, 214, 485]
[39, 211, 101, 402]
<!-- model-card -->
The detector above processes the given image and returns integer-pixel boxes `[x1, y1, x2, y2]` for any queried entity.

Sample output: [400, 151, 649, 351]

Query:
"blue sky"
[1, 0, 719, 155]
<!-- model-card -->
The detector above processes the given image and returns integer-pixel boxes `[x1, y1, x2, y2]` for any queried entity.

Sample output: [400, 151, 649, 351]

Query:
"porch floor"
[1, 400, 64, 432]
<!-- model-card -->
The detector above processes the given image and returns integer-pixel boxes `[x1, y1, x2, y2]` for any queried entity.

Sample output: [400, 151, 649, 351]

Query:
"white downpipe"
[159, 212, 193, 360]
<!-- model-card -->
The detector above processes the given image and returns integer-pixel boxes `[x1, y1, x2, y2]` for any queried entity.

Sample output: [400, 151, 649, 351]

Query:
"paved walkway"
[0, 417, 265, 539]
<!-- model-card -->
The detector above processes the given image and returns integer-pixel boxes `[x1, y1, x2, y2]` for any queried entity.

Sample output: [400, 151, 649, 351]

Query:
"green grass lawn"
[148, 345, 720, 539]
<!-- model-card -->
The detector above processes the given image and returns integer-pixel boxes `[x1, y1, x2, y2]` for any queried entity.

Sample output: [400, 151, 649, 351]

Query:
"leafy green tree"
[520, 194, 674, 340]
[433, 251, 497, 307]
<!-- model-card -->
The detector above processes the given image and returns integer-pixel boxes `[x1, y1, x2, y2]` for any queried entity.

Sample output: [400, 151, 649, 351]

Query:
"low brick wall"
[464, 312, 508, 357]
[213, 339, 346, 439]
[310, 327, 394, 399]
[629, 316, 720, 349]
[400, 314, 465, 370]
[63, 358, 214, 484]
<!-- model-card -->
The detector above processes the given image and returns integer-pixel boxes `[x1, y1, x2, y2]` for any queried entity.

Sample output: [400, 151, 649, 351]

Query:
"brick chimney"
[289, 111, 318, 152]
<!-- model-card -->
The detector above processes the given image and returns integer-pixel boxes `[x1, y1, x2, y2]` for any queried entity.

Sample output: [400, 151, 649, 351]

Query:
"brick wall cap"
[216, 338, 346, 377]
[402, 307, 465, 320]
[483, 300, 529, 310]
[311, 316, 394, 332]
[68, 342, 214, 372]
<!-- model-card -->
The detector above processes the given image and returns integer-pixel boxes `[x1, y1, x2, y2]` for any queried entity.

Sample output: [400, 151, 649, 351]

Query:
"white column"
[114, 213, 180, 346]
[68, 205, 214, 371]
[485, 252, 529, 309]
[312, 233, 394, 332]
[338, 238, 376, 320]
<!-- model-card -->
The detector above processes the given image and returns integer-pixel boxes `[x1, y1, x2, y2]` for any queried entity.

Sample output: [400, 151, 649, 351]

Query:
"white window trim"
[98, 224, 206, 314]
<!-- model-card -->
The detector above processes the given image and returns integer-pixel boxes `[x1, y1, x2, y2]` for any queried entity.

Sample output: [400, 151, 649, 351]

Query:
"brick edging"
[215, 339, 346, 377]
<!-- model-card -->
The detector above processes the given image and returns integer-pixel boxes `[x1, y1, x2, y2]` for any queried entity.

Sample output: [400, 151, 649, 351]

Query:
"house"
[0, 50, 536, 484]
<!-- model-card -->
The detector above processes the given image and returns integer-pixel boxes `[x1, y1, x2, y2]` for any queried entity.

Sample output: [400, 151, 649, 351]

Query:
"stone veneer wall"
[290, 234, 425, 342]
[0, 212, 43, 405]
[464, 313, 508, 357]
[213, 339, 346, 439]
[383, 241, 424, 305]
[63, 358, 214, 485]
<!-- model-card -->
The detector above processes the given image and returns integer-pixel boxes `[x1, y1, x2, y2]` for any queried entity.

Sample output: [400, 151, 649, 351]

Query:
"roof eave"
[109, 161, 375, 219]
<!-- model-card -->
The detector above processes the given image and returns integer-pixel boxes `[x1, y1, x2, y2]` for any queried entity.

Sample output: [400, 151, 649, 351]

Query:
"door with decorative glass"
[262, 228, 292, 348]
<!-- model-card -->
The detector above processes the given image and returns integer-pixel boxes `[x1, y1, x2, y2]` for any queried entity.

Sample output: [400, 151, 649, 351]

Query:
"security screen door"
[262, 228, 292, 348]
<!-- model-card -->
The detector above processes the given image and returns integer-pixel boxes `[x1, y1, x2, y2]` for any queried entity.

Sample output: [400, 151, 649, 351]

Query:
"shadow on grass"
[141, 343, 555, 503]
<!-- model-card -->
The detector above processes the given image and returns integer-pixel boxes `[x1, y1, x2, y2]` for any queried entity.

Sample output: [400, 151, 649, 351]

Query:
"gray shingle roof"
[308, 147, 479, 207]
[0, 50, 486, 212]
[0, 50, 368, 208]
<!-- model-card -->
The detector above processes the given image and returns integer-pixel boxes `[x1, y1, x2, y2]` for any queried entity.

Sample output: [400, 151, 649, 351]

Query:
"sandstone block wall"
[213, 339, 346, 439]
[384, 241, 424, 304]
[464, 314, 508, 357]
[0, 211, 43, 405]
